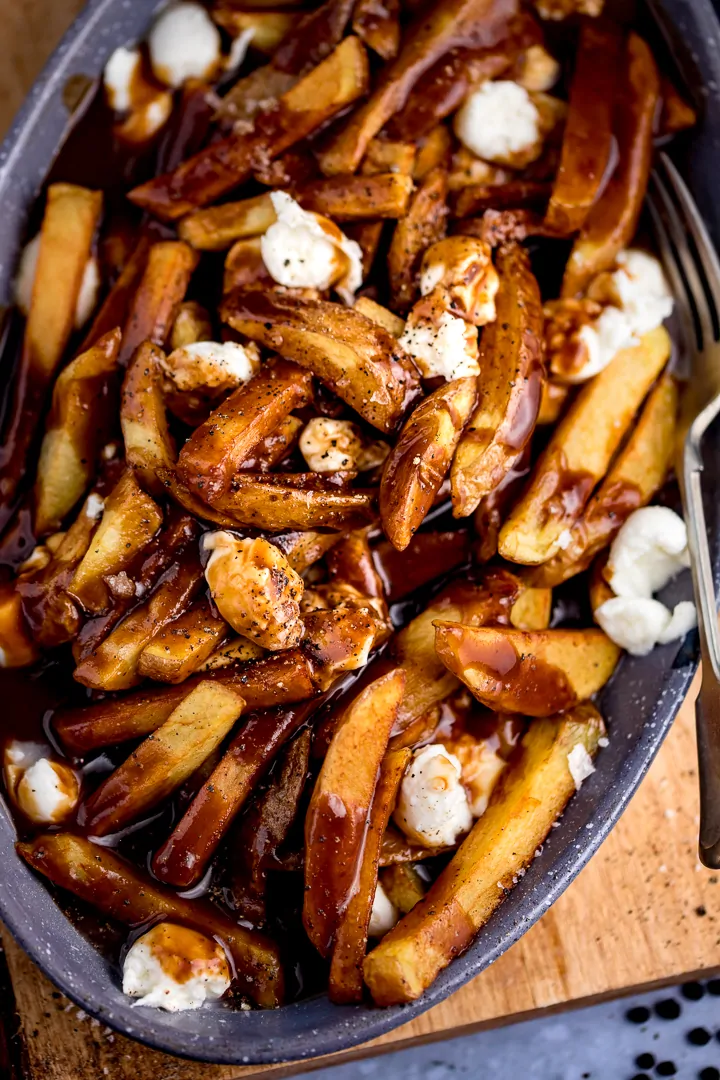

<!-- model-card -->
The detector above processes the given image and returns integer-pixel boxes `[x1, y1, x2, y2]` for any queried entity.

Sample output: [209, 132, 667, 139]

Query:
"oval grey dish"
[0, 0, 719, 1066]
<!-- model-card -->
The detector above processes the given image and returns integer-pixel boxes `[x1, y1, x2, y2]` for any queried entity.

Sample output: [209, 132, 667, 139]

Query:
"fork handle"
[696, 665, 720, 867]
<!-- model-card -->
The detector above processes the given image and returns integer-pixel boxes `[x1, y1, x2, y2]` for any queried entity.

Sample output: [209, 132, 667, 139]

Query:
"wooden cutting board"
[2, 5, 720, 1079]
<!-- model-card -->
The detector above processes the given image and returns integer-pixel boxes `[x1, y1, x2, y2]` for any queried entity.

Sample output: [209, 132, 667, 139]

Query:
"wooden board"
[2, 5, 720, 1079]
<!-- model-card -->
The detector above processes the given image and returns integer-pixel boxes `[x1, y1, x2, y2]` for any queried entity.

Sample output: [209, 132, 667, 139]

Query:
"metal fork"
[647, 151, 720, 868]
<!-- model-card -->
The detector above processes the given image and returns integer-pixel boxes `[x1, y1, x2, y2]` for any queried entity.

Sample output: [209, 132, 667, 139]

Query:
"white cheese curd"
[122, 923, 231, 1012]
[3, 740, 46, 796]
[595, 595, 675, 656]
[15, 234, 99, 328]
[398, 310, 480, 381]
[607, 506, 690, 600]
[85, 493, 106, 521]
[453, 81, 541, 165]
[15, 757, 80, 825]
[368, 882, 398, 939]
[225, 26, 256, 77]
[567, 743, 595, 791]
[261, 192, 363, 302]
[656, 599, 698, 645]
[574, 305, 636, 383]
[162, 340, 260, 393]
[103, 46, 142, 113]
[148, 2, 222, 89]
[394, 744, 473, 848]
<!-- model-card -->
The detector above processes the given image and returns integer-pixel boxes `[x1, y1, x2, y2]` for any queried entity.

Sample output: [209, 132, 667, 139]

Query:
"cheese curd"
[567, 743, 595, 791]
[394, 744, 473, 848]
[260, 192, 363, 303]
[440, 735, 506, 818]
[103, 46, 142, 113]
[203, 532, 304, 651]
[161, 341, 261, 394]
[595, 596, 697, 657]
[122, 923, 230, 1012]
[299, 418, 389, 473]
[453, 81, 542, 167]
[15, 235, 99, 330]
[399, 308, 480, 381]
[368, 882, 399, 939]
[419, 237, 499, 327]
[148, 2, 222, 89]
[3, 743, 79, 825]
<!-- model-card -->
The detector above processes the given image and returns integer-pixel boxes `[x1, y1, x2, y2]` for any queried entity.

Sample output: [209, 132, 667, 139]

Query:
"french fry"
[231, 727, 312, 925]
[223, 238, 273, 295]
[454, 208, 567, 247]
[302, 605, 384, 689]
[199, 637, 265, 672]
[69, 470, 163, 613]
[18, 832, 283, 1007]
[177, 359, 312, 501]
[544, 20, 623, 234]
[537, 378, 570, 425]
[0, 184, 102, 518]
[212, 7, 299, 52]
[0, 584, 39, 667]
[304, 667, 406, 956]
[272, 0, 356, 72]
[353, 296, 405, 337]
[363, 704, 605, 1004]
[373, 530, 471, 602]
[73, 550, 204, 691]
[299, 173, 415, 221]
[34, 329, 121, 536]
[326, 529, 386, 599]
[179, 193, 276, 251]
[433, 623, 620, 715]
[212, 476, 376, 532]
[532, 372, 678, 587]
[380, 863, 427, 914]
[80, 236, 149, 351]
[589, 552, 615, 614]
[82, 681, 245, 836]
[212, 64, 297, 127]
[561, 33, 660, 297]
[120, 342, 176, 495]
[453, 179, 551, 218]
[379, 823, 453, 865]
[451, 243, 544, 517]
[273, 528, 343, 573]
[352, 0, 401, 59]
[361, 138, 416, 177]
[345, 220, 385, 278]
[381, 378, 478, 550]
[388, 166, 448, 311]
[152, 700, 315, 887]
[329, 748, 410, 1002]
[222, 290, 421, 431]
[137, 599, 229, 684]
[54, 649, 317, 755]
[498, 326, 671, 565]
[118, 241, 198, 365]
[509, 585, 552, 631]
[238, 415, 303, 471]
[129, 37, 369, 219]
[413, 125, 452, 180]
[316, 0, 516, 175]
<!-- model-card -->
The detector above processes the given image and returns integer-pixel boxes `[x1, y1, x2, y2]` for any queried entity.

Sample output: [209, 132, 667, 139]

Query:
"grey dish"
[0, 0, 718, 1066]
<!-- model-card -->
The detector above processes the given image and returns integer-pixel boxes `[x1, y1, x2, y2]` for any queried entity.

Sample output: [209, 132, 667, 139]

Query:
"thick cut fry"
[222, 238, 273, 295]
[453, 179, 551, 218]
[414, 125, 452, 180]
[352, 0, 401, 59]
[273, 0, 356, 72]
[537, 378, 570, 425]
[302, 605, 384, 689]
[363, 705, 605, 1004]
[545, 20, 622, 234]
[199, 637, 265, 672]
[153, 701, 315, 887]
[212, 476, 376, 532]
[273, 529, 343, 573]
[18, 833, 283, 1007]
[380, 863, 426, 914]
[451, 243, 544, 517]
[222, 290, 420, 432]
[54, 650, 316, 755]
[69, 470, 163, 613]
[0, 184, 102, 518]
[179, 193, 276, 251]
[498, 326, 671, 564]
[361, 138, 416, 177]
[316, 0, 516, 175]
[561, 34, 659, 297]
[239, 415, 303, 471]
[388, 166, 448, 311]
[434, 623, 620, 715]
[80, 236, 150, 351]
[73, 551, 203, 691]
[381, 378, 478, 550]
[129, 37, 369, 219]
[82, 681, 245, 836]
[119, 241, 198, 365]
[509, 585, 552, 630]
[34, 329, 121, 536]
[0, 585, 39, 667]
[532, 373, 678, 587]
[353, 297, 405, 337]
[299, 173, 414, 221]
[304, 667, 405, 956]
[345, 220, 384, 278]
[231, 728, 312, 925]
[373, 530, 471, 602]
[137, 600, 228, 684]
[329, 748, 410, 1002]
[213, 64, 298, 127]
[120, 342, 176, 493]
[212, 8, 299, 52]
[326, 530, 385, 599]
[177, 360, 312, 501]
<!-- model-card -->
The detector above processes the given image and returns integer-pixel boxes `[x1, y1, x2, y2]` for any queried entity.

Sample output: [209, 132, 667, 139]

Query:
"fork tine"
[646, 187, 698, 354]
[649, 169, 716, 350]
[660, 152, 720, 322]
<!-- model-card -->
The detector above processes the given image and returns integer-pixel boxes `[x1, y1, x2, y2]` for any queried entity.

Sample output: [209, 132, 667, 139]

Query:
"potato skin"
[380, 377, 478, 550]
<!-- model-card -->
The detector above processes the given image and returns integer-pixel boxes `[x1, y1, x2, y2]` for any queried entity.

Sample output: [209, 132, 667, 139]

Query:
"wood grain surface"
[1, 6, 719, 1080]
